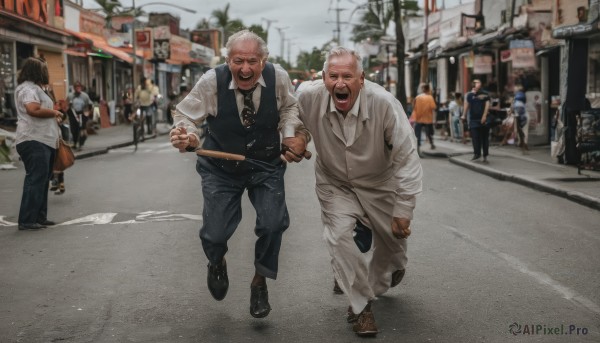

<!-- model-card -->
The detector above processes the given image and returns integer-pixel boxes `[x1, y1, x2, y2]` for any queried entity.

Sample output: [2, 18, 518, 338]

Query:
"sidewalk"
[73, 122, 170, 159]
[76, 124, 600, 211]
[420, 138, 600, 211]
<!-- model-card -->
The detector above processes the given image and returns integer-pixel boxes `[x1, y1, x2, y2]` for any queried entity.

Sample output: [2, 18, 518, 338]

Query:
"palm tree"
[94, 0, 123, 29]
[350, 0, 418, 103]
[211, 3, 232, 47]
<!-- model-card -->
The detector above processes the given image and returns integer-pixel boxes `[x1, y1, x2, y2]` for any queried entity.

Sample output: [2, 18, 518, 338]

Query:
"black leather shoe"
[18, 223, 46, 230]
[391, 269, 406, 288]
[471, 155, 481, 161]
[333, 280, 344, 294]
[38, 220, 56, 226]
[207, 260, 228, 301]
[250, 284, 271, 318]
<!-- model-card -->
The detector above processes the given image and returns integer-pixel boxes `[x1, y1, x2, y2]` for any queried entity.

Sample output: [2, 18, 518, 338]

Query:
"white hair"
[323, 47, 363, 73]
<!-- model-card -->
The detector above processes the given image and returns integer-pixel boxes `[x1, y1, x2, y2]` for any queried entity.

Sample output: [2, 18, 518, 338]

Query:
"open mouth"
[239, 74, 253, 81]
[335, 92, 349, 100]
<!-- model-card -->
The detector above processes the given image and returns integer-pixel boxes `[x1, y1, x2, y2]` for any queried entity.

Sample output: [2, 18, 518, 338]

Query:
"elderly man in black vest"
[169, 30, 309, 318]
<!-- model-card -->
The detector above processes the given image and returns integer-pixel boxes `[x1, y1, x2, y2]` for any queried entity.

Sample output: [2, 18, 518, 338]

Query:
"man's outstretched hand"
[391, 217, 411, 239]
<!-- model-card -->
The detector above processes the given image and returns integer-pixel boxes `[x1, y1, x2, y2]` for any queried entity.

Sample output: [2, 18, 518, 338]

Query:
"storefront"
[552, 0, 600, 167]
[0, 6, 72, 119]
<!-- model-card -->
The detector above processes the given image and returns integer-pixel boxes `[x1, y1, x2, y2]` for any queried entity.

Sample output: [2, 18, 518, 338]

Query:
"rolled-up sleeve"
[173, 70, 218, 143]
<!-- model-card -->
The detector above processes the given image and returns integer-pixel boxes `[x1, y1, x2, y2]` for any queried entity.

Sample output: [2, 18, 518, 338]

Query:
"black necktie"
[240, 86, 257, 127]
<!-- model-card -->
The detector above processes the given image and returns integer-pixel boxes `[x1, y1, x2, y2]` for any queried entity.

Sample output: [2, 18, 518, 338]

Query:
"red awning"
[67, 30, 133, 64]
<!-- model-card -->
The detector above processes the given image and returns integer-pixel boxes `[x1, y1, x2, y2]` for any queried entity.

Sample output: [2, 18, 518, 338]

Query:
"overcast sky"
[82, 0, 469, 64]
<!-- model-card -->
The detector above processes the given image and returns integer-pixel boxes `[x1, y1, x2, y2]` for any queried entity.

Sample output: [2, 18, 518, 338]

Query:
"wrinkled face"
[227, 40, 266, 91]
[323, 54, 364, 115]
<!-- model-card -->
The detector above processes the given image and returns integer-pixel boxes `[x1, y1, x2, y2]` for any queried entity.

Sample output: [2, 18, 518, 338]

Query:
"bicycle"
[130, 107, 146, 151]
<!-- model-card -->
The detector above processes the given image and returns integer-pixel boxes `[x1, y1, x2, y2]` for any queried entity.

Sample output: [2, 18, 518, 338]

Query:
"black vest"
[202, 62, 281, 174]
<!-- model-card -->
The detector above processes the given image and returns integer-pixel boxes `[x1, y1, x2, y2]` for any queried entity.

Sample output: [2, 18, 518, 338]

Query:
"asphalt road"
[0, 139, 598, 342]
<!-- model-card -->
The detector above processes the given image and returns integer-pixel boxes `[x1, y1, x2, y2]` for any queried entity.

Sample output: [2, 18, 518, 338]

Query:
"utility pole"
[328, 0, 346, 45]
[419, 0, 430, 85]
[275, 26, 288, 61]
[261, 17, 278, 44]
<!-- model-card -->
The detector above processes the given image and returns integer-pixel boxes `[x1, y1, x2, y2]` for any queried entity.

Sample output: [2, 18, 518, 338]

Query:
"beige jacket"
[297, 80, 422, 219]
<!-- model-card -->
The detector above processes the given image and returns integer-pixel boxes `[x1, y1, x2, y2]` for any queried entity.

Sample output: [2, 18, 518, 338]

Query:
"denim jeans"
[414, 123, 434, 147]
[16, 140, 55, 225]
[196, 157, 289, 279]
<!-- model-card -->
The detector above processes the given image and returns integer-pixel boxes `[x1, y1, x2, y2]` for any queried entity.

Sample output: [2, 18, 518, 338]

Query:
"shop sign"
[154, 39, 170, 60]
[135, 29, 152, 49]
[169, 35, 191, 63]
[153, 26, 171, 40]
[510, 40, 536, 69]
[473, 55, 492, 74]
[500, 49, 512, 62]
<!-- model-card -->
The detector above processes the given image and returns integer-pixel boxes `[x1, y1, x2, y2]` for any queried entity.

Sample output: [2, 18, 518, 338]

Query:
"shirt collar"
[229, 74, 266, 90]
[328, 91, 361, 117]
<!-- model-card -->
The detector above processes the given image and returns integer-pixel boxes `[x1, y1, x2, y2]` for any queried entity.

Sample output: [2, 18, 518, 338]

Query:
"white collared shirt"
[329, 94, 361, 147]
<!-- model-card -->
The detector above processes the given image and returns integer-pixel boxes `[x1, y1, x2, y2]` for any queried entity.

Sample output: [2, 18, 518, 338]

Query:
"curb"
[449, 156, 600, 211]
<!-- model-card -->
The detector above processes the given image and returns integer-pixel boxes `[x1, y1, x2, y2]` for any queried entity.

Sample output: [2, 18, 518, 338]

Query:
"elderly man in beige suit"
[297, 47, 422, 337]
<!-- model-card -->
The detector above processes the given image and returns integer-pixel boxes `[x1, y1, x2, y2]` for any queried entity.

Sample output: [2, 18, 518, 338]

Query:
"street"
[0, 139, 599, 342]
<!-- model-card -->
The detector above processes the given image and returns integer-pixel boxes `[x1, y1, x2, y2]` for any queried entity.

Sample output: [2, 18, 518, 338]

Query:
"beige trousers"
[315, 172, 408, 315]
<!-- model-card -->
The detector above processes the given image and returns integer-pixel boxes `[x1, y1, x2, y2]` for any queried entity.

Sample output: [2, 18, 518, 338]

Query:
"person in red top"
[411, 83, 437, 154]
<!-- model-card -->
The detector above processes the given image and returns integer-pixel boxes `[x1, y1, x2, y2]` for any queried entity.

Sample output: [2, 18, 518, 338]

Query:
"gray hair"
[225, 29, 269, 59]
[323, 47, 363, 73]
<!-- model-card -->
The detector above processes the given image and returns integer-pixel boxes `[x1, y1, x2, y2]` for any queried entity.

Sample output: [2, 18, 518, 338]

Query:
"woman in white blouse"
[14, 57, 63, 230]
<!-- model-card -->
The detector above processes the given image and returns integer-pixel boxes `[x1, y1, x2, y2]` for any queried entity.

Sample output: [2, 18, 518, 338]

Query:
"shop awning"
[64, 49, 87, 58]
[67, 30, 133, 64]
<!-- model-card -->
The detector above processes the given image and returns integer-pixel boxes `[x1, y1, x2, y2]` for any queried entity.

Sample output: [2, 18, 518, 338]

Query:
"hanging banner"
[500, 49, 512, 62]
[510, 40, 536, 69]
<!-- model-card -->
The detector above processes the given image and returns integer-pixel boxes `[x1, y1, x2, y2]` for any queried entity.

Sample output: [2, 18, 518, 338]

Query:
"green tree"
[350, 0, 419, 103]
[94, 0, 124, 28]
[211, 3, 232, 46]
[296, 47, 325, 74]
[349, 0, 393, 44]
[247, 24, 268, 43]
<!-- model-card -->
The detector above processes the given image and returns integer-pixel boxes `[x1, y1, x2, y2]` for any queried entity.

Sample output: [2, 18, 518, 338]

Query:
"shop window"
[588, 38, 600, 108]
[0, 42, 15, 117]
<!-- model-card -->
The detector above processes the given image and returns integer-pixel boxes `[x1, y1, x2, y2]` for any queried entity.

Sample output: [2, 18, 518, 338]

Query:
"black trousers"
[470, 124, 490, 157]
[196, 157, 289, 280]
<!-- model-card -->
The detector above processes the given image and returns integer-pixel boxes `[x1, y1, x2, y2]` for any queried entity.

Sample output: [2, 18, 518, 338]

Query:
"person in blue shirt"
[462, 79, 491, 162]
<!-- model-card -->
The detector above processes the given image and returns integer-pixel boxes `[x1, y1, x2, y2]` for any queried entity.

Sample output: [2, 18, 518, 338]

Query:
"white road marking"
[0, 212, 202, 227]
[443, 224, 600, 315]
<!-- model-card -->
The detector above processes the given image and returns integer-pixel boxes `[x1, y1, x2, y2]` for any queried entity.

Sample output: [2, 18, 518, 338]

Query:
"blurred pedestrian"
[14, 57, 63, 230]
[297, 47, 422, 337]
[462, 79, 491, 162]
[67, 81, 91, 150]
[513, 90, 529, 153]
[448, 92, 463, 141]
[122, 89, 133, 123]
[50, 99, 71, 195]
[412, 83, 437, 154]
[134, 77, 157, 135]
[169, 29, 309, 319]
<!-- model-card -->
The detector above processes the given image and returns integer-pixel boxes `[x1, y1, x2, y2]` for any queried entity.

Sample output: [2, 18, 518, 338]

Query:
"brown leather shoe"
[391, 269, 406, 288]
[352, 309, 378, 336]
[333, 280, 343, 294]
[347, 306, 358, 323]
